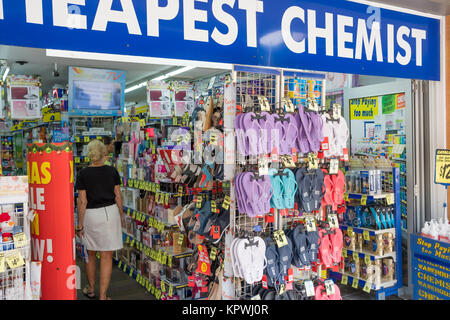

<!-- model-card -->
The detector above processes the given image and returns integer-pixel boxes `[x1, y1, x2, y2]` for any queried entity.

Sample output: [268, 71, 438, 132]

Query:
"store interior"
[0, 44, 416, 300]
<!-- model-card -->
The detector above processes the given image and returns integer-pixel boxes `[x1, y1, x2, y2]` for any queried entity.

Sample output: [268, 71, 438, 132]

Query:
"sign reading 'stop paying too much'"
[28, 143, 76, 300]
[0, 0, 440, 80]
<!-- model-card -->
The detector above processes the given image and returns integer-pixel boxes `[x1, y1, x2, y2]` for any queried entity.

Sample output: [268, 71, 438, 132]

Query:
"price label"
[196, 195, 202, 208]
[85, 157, 90, 163]
[258, 96, 271, 112]
[210, 132, 218, 146]
[332, 104, 342, 120]
[308, 153, 319, 170]
[352, 277, 359, 288]
[84, 136, 90, 143]
[327, 214, 339, 229]
[344, 193, 349, 202]
[6, 250, 25, 269]
[342, 248, 347, 258]
[347, 227, 353, 237]
[304, 280, 315, 297]
[361, 195, 367, 205]
[251, 294, 261, 300]
[329, 159, 339, 175]
[307, 98, 319, 112]
[278, 284, 286, 296]
[0, 253, 5, 273]
[341, 274, 348, 285]
[363, 230, 370, 241]
[161, 281, 166, 293]
[75, 136, 80, 143]
[222, 195, 231, 210]
[210, 247, 217, 261]
[164, 193, 169, 206]
[258, 157, 269, 175]
[168, 284, 173, 297]
[178, 186, 184, 196]
[126, 236, 130, 244]
[178, 234, 184, 245]
[168, 255, 173, 268]
[75, 157, 80, 164]
[273, 230, 288, 248]
[118, 260, 123, 269]
[211, 200, 217, 214]
[324, 279, 335, 296]
[282, 97, 295, 113]
[364, 255, 371, 265]
[129, 268, 134, 277]
[13, 233, 27, 248]
[305, 215, 317, 232]
[352, 251, 359, 262]
[386, 194, 394, 205]
[281, 155, 296, 168]
[363, 280, 372, 293]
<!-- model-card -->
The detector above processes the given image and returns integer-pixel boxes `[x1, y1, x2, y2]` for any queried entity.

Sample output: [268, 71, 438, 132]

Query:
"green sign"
[382, 94, 396, 115]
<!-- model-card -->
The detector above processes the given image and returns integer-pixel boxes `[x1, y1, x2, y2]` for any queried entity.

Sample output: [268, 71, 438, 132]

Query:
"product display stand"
[0, 176, 31, 300]
[329, 167, 403, 300]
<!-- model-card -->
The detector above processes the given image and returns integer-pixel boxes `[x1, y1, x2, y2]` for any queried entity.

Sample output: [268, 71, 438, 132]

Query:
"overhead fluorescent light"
[124, 81, 147, 94]
[2, 66, 9, 82]
[125, 66, 196, 94]
[153, 66, 195, 81]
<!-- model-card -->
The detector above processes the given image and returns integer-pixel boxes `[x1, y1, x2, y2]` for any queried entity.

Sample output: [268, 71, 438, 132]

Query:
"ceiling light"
[125, 66, 196, 94]
[152, 66, 195, 81]
[2, 66, 9, 82]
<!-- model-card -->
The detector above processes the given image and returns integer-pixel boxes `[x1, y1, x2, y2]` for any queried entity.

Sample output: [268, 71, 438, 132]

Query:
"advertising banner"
[350, 96, 379, 120]
[27, 142, 76, 300]
[68, 67, 126, 117]
[0, 0, 441, 80]
[435, 149, 450, 186]
[7, 75, 41, 120]
[410, 234, 450, 300]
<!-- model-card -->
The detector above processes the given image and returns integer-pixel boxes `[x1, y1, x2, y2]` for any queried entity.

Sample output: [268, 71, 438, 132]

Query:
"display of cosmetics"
[345, 205, 395, 230]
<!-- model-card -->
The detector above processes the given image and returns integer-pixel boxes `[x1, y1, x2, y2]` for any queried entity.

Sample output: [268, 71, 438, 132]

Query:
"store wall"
[447, 16, 450, 220]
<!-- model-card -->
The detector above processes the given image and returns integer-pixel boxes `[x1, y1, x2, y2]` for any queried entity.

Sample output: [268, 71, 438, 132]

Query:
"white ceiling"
[0, 45, 228, 103]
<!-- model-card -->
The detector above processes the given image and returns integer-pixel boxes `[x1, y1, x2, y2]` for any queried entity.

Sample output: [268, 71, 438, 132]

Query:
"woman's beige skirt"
[84, 204, 123, 251]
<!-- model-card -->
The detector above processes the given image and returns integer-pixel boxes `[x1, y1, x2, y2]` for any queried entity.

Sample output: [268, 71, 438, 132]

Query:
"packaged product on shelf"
[381, 258, 395, 282]
[356, 233, 363, 251]
[383, 233, 394, 254]
[360, 171, 369, 194]
[343, 230, 356, 251]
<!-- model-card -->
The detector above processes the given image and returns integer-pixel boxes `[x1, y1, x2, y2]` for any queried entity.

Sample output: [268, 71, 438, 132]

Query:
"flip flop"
[82, 285, 96, 299]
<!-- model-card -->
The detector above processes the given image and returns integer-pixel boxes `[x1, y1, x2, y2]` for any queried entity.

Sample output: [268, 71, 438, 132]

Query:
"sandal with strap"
[82, 286, 96, 299]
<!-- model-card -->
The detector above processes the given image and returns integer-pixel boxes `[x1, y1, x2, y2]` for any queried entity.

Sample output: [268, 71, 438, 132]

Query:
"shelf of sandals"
[112, 77, 233, 300]
[229, 68, 348, 301]
[328, 162, 403, 300]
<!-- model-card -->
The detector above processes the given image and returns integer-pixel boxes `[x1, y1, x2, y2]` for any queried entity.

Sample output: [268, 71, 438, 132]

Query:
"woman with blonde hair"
[75, 139, 124, 300]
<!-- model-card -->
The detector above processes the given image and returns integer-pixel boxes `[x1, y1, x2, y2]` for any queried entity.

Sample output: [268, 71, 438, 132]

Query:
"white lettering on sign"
[12, 0, 429, 67]
[93, 0, 142, 35]
[238, 0, 264, 48]
[0, 0, 3, 20]
[211, 0, 238, 46]
[184, 0, 209, 42]
[30, 186, 46, 211]
[147, 0, 179, 37]
[25, 0, 44, 24]
[32, 238, 54, 263]
[53, 0, 87, 30]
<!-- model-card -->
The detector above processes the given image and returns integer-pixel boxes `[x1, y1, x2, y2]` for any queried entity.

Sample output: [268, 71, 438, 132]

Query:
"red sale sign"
[27, 143, 76, 300]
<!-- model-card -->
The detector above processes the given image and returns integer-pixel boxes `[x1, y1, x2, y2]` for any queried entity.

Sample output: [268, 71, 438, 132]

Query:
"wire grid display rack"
[0, 204, 31, 300]
[231, 66, 280, 299]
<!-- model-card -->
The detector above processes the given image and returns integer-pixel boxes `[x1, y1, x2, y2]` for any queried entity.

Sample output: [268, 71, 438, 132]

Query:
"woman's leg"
[99, 251, 113, 300]
[85, 250, 97, 292]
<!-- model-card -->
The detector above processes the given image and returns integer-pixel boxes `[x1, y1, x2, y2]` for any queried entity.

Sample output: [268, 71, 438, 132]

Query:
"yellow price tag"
[363, 280, 372, 293]
[196, 195, 202, 208]
[386, 194, 394, 205]
[140, 119, 146, 127]
[127, 208, 131, 216]
[97, 136, 102, 140]
[347, 227, 354, 237]
[6, 250, 25, 269]
[352, 277, 359, 288]
[364, 255, 371, 265]
[84, 136, 90, 143]
[363, 230, 370, 241]
[13, 232, 27, 248]
[273, 230, 289, 248]
[75, 157, 80, 164]
[178, 234, 184, 245]
[75, 136, 80, 143]
[168, 256, 172, 268]
[344, 193, 349, 202]
[129, 268, 134, 277]
[164, 193, 169, 206]
[118, 261, 123, 269]
[341, 274, 348, 285]
[85, 157, 90, 163]
[161, 281, 166, 293]
[361, 195, 367, 205]
[0, 253, 5, 273]
[320, 269, 328, 279]
[342, 248, 347, 258]
[126, 236, 130, 244]
[168, 284, 173, 297]
[352, 251, 359, 262]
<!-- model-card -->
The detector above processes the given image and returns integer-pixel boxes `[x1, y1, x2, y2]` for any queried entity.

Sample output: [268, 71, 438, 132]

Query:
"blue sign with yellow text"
[0, 0, 441, 80]
[411, 234, 450, 300]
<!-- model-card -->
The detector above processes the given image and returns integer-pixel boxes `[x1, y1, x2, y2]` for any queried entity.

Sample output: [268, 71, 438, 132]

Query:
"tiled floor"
[76, 258, 155, 300]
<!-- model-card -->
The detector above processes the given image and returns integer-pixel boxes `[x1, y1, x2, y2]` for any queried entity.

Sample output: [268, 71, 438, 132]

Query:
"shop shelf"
[340, 225, 396, 236]
[343, 248, 397, 262]
[329, 270, 397, 291]
[163, 277, 189, 289]
[123, 206, 178, 228]
[345, 192, 395, 201]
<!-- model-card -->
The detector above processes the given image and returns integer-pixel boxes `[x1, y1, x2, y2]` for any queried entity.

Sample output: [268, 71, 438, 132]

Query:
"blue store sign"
[411, 234, 450, 300]
[0, 0, 441, 80]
